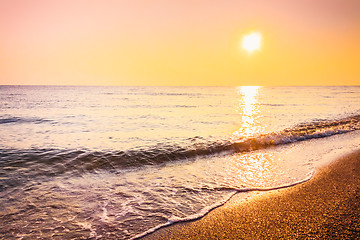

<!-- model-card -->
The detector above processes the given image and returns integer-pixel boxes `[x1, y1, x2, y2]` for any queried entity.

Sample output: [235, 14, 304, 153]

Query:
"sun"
[242, 32, 262, 53]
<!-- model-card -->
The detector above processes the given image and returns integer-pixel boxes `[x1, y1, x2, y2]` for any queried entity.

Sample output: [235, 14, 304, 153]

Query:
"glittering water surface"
[1, 86, 360, 239]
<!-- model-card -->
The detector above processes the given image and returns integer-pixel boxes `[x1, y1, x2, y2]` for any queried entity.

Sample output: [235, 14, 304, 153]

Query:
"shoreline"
[144, 149, 360, 239]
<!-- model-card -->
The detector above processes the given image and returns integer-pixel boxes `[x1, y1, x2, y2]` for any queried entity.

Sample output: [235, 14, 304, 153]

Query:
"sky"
[1, 0, 360, 86]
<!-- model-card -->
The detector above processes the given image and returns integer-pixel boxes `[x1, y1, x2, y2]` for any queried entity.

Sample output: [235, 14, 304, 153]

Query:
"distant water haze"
[1, 86, 359, 150]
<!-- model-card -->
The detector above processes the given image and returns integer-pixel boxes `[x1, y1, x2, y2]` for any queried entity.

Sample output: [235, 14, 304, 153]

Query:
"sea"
[1, 85, 360, 239]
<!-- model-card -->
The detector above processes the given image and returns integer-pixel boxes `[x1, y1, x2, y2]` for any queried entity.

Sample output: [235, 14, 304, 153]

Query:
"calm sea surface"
[1, 86, 360, 239]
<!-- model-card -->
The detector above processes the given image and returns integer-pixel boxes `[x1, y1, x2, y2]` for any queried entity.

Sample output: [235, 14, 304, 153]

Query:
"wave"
[1, 115, 359, 179]
[0, 116, 52, 125]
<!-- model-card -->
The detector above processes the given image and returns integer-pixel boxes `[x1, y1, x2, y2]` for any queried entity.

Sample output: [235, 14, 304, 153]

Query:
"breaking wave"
[1, 114, 359, 182]
[0, 115, 360, 180]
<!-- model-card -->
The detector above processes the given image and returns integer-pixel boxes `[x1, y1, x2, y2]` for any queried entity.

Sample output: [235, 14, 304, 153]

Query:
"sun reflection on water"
[229, 151, 279, 187]
[233, 86, 263, 138]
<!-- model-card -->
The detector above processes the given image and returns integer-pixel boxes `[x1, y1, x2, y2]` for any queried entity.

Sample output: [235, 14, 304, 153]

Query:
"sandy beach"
[144, 150, 360, 239]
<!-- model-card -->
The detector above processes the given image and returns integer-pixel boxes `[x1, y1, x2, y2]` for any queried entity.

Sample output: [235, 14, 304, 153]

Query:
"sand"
[143, 150, 360, 239]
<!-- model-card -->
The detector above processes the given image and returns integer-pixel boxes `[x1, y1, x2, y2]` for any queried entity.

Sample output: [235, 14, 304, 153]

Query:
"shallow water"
[0, 86, 360, 239]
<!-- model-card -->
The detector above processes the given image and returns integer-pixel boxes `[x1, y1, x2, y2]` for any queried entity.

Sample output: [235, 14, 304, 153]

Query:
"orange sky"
[1, 0, 360, 86]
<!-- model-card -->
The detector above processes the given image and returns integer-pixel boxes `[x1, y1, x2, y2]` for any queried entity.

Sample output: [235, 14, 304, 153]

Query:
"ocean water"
[0, 85, 360, 239]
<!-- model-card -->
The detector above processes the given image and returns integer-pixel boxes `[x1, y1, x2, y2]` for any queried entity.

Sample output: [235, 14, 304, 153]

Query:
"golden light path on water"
[233, 86, 263, 138]
[230, 86, 275, 186]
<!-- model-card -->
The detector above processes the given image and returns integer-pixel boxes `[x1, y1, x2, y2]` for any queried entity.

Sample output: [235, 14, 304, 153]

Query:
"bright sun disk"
[242, 32, 262, 53]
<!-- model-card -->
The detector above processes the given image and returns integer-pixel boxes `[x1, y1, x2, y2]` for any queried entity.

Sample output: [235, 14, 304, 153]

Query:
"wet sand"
[144, 150, 360, 239]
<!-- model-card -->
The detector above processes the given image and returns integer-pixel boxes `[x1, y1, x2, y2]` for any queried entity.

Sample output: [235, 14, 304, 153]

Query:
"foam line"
[131, 171, 314, 240]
